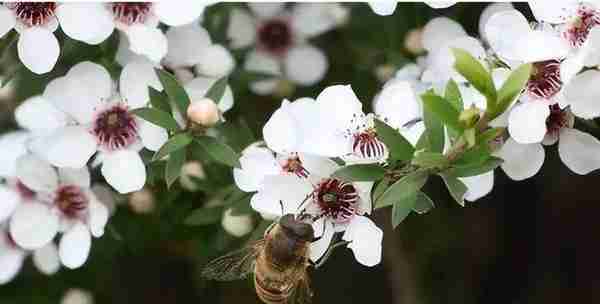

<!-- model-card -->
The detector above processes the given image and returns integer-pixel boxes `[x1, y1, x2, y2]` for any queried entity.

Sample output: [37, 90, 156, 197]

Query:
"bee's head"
[279, 214, 314, 242]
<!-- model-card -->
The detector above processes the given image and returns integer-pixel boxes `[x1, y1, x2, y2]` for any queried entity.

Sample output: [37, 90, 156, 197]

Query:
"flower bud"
[459, 106, 481, 129]
[375, 64, 396, 83]
[128, 188, 155, 214]
[404, 28, 424, 55]
[221, 208, 254, 237]
[61, 289, 94, 304]
[187, 98, 220, 127]
[179, 161, 206, 191]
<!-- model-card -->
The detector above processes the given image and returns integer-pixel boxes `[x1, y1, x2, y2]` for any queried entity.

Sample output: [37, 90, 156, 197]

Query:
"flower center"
[281, 156, 309, 178]
[92, 104, 138, 151]
[111, 2, 153, 25]
[54, 185, 88, 219]
[313, 178, 359, 223]
[352, 128, 387, 160]
[527, 60, 562, 100]
[7, 2, 57, 27]
[15, 180, 35, 201]
[545, 104, 570, 136]
[257, 19, 293, 56]
[563, 5, 600, 48]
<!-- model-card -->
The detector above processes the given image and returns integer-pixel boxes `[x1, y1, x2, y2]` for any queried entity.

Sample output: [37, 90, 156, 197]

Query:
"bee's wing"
[201, 239, 265, 281]
[288, 269, 313, 304]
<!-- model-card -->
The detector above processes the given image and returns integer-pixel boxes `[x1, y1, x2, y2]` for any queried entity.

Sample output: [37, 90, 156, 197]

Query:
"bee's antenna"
[279, 200, 284, 216]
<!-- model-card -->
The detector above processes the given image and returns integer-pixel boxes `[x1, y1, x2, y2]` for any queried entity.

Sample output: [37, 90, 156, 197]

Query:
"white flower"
[563, 69, 600, 119]
[8, 154, 109, 269]
[0, 228, 60, 285]
[57, 2, 209, 63]
[229, 3, 345, 95]
[368, 1, 456, 16]
[0, 131, 36, 223]
[18, 61, 167, 194]
[164, 23, 235, 78]
[495, 106, 600, 179]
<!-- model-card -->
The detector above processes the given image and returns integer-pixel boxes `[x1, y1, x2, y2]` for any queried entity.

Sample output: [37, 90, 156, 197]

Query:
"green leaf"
[447, 157, 503, 177]
[421, 92, 463, 132]
[415, 131, 430, 150]
[155, 68, 191, 114]
[375, 170, 429, 209]
[153, 133, 193, 161]
[451, 48, 497, 108]
[149, 87, 171, 114]
[454, 145, 491, 166]
[374, 119, 415, 161]
[392, 192, 418, 228]
[412, 192, 435, 214]
[445, 79, 463, 111]
[333, 164, 386, 182]
[412, 151, 449, 168]
[194, 136, 241, 168]
[131, 107, 179, 131]
[372, 179, 390, 202]
[184, 207, 223, 226]
[423, 103, 445, 153]
[478, 127, 505, 144]
[165, 149, 186, 188]
[494, 63, 532, 119]
[440, 173, 467, 206]
[204, 77, 228, 102]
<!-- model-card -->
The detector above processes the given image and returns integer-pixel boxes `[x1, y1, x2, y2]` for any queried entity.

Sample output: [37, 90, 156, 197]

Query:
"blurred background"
[0, 2, 598, 304]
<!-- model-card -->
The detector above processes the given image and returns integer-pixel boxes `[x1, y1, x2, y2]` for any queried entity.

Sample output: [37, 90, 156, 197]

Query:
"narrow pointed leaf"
[494, 63, 532, 119]
[423, 104, 445, 153]
[375, 170, 429, 209]
[153, 133, 193, 161]
[451, 48, 497, 107]
[155, 68, 191, 114]
[204, 77, 228, 102]
[421, 93, 462, 132]
[333, 164, 386, 182]
[165, 149, 186, 188]
[447, 157, 503, 177]
[412, 192, 435, 214]
[131, 107, 179, 131]
[149, 87, 171, 114]
[374, 119, 415, 161]
[445, 79, 463, 111]
[194, 136, 241, 168]
[392, 192, 418, 228]
[440, 173, 467, 206]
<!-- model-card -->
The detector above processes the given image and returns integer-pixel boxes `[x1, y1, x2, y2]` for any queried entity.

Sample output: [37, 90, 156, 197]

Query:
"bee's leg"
[310, 216, 327, 243]
[263, 221, 277, 238]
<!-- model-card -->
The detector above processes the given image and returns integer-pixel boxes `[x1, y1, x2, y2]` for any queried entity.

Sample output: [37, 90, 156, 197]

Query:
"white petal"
[10, 203, 59, 250]
[244, 51, 281, 95]
[115, 32, 145, 66]
[263, 103, 300, 154]
[101, 150, 146, 194]
[309, 220, 334, 262]
[374, 81, 421, 129]
[88, 197, 109, 238]
[368, 1, 397, 16]
[44, 62, 111, 124]
[292, 3, 340, 37]
[495, 138, 544, 181]
[422, 17, 466, 53]
[400, 121, 426, 146]
[39, 126, 98, 169]
[512, 30, 569, 62]
[0, 186, 19, 223]
[0, 6, 16, 38]
[0, 247, 24, 284]
[342, 216, 383, 267]
[15, 95, 68, 132]
[558, 128, 600, 175]
[17, 27, 59, 74]
[427, 36, 486, 84]
[153, 1, 206, 26]
[248, 3, 284, 19]
[479, 3, 514, 42]
[250, 175, 312, 217]
[284, 45, 328, 86]
[508, 102, 550, 144]
[299, 154, 339, 180]
[425, 1, 456, 9]
[227, 9, 256, 49]
[120, 58, 163, 109]
[485, 10, 532, 61]
[460, 172, 494, 202]
[164, 23, 211, 68]
[137, 119, 168, 151]
[0, 131, 30, 177]
[184, 77, 235, 113]
[194, 44, 235, 78]
[315, 85, 363, 127]
[563, 70, 600, 119]
[33, 243, 60, 275]
[59, 223, 91, 269]
[528, 0, 579, 23]
[233, 146, 279, 192]
[56, 3, 114, 45]
[16, 154, 58, 192]
[582, 27, 600, 67]
[125, 24, 167, 63]
[58, 167, 90, 188]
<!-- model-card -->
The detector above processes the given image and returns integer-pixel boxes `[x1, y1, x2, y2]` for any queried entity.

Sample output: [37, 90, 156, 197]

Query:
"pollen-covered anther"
[352, 128, 386, 159]
[313, 178, 359, 223]
[527, 60, 562, 100]
[563, 5, 600, 48]
[55, 185, 89, 219]
[110, 2, 153, 25]
[92, 104, 138, 151]
[6, 2, 57, 27]
[281, 156, 309, 178]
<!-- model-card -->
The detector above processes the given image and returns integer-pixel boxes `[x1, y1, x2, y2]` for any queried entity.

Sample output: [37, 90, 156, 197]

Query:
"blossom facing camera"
[187, 98, 221, 127]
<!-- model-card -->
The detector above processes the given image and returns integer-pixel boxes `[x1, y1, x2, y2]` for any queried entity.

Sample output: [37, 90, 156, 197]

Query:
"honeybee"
[202, 214, 315, 304]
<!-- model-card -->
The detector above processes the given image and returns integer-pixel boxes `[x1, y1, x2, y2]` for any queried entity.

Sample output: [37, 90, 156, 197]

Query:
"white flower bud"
[61, 289, 94, 304]
[179, 161, 206, 191]
[128, 188, 155, 214]
[375, 64, 396, 83]
[404, 28, 424, 55]
[194, 44, 235, 78]
[173, 68, 195, 84]
[187, 98, 220, 127]
[221, 208, 253, 237]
